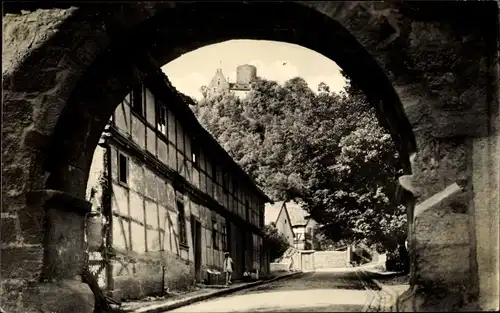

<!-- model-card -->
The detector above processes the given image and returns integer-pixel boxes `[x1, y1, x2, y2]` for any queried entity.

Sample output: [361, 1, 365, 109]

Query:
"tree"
[298, 78, 406, 251]
[192, 74, 407, 252]
[200, 85, 209, 99]
[262, 223, 290, 261]
[317, 82, 330, 94]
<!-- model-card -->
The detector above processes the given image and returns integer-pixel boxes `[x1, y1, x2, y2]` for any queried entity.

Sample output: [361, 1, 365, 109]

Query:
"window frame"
[156, 99, 167, 135]
[192, 138, 200, 167]
[221, 223, 227, 252]
[118, 152, 128, 185]
[211, 161, 217, 179]
[131, 85, 144, 117]
[177, 200, 188, 246]
[211, 218, 219, 250]
[245, 200, 250, 221]
[222, 170, 228, 191]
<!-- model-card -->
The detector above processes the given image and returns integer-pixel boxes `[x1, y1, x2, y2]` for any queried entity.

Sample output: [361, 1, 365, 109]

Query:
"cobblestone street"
[170, 270, 374, 312]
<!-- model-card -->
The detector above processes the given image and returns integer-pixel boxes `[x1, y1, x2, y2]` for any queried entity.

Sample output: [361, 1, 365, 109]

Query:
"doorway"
[191, 215, 202, 282]
[240, 229, 246, 274]
[246, 231, 254, 271]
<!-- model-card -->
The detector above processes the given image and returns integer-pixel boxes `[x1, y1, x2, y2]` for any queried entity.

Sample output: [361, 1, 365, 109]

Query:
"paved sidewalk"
[120, 271, 301, 313]
[357, 269, 410, 312]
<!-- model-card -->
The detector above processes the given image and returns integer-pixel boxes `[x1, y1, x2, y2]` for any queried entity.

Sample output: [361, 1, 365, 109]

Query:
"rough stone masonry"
[1, 1, 499, 312]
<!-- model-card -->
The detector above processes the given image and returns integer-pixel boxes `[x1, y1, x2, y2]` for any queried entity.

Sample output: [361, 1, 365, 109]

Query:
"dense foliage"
[262, 223, 291, 261]
[191, 73, 407, 251]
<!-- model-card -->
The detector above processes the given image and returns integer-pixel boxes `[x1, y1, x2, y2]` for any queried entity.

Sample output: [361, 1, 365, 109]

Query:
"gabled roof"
[265, 201, 310, 227]
[264, 202, 281, 225]
[285, 201, 310, 227]
[208, 69, 229, 88]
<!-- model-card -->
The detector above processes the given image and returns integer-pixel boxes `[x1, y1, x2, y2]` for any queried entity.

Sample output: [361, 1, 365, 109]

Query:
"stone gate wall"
[313, 251, 348, 269]
[1, 2, 498, 312]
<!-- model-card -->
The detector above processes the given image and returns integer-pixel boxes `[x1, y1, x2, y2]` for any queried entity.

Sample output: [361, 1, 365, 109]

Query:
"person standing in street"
[223, 252, 234, 286]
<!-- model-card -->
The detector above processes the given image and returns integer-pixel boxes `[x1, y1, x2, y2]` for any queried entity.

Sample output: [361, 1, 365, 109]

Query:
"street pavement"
[169, 270, 373, 312]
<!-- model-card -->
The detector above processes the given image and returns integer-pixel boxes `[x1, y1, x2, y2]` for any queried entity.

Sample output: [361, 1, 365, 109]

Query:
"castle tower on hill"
[207, 64, 257, 98]
[208, 68, 230, 95]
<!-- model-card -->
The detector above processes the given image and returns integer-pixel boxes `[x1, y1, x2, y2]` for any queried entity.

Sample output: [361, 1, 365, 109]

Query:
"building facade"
[206, 64, 257, 98]
[293, 219, 318, 251]
[85, 70, 271, 300]
[264, 202, 295, 247]
[264, 201, 318, 251]
[281, 202, 318, 250]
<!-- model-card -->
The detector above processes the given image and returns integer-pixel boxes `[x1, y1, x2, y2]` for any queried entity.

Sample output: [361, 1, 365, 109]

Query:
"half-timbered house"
[85, 70, 272, 300]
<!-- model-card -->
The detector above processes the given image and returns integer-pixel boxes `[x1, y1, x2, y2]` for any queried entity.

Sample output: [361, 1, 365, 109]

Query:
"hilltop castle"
[206, 64, 257, 98]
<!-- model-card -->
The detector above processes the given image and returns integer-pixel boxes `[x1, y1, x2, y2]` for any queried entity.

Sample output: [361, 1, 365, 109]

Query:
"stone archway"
[2, 2, 498, 312]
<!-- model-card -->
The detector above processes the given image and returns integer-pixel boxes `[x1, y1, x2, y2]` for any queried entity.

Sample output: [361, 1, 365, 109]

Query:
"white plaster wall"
[275, 210, 294, 246]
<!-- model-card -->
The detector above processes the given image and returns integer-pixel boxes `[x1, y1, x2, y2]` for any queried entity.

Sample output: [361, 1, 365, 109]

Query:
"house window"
[157, 102, 167, 135]
[118, 153, 128, 185]
[212, 163, 217, 195]
[212, 162, 217, 179]
[232, 180, 237, 196]
[192, 152, 197, 164]
[245, 200, 250, 221]
[177, 200, 187, 245]
[221, 224, 227, 251]
[192, 139, 199, 166]
[222, 170, 228, 191]
[131, 86, 143, 116]
[211, 219, 219, 250]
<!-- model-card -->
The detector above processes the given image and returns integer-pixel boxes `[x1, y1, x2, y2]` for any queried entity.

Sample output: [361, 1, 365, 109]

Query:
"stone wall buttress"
[395, 14, 496, 310]
[3, 189, 96, 313]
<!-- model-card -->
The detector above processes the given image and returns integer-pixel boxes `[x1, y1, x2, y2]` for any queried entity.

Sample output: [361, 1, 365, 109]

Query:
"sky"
[161, 40, 347, 100]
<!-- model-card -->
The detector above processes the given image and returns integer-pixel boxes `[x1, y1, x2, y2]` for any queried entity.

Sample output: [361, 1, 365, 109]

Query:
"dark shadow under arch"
[45, 1, 416, 194]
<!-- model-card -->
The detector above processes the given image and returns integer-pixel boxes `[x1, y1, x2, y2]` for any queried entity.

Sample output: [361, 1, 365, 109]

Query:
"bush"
[263, 223, 290, 261]
[385, 244, 409, 273]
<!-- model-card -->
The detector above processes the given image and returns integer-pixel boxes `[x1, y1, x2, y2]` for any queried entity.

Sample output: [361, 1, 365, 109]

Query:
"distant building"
[265, 201, 318, 250]
[207, 68, 230, 96]
[206, 64, 257, 98]
[86, 69, 272, 300]
[265, 202, 294, 247]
